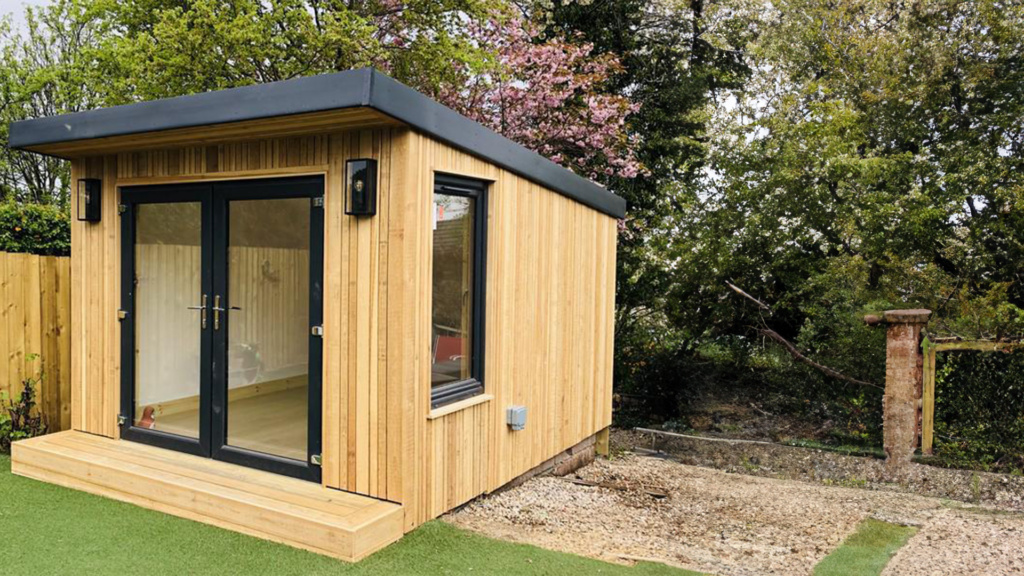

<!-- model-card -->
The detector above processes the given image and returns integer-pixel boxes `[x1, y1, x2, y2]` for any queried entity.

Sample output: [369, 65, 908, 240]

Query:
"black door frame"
[119, 175, 324, 482]
[119, 185, 213, 458]
[210, 177, 324, 482]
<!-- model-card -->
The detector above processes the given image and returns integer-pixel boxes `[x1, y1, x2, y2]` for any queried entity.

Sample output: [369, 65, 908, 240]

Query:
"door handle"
[187, 294, 208, 329]
[212, 295, 223, 330]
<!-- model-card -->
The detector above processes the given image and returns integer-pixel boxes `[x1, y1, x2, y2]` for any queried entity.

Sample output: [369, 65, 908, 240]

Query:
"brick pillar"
[882, 309, 931, 474]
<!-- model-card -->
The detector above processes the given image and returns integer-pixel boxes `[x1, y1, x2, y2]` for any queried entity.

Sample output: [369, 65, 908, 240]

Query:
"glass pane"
[431, 193, 474, 388]
[134, 202, 202, 438]
[226, 197, 310, 462]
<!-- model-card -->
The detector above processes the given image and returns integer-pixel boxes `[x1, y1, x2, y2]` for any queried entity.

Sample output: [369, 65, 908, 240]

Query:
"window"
[430, 173, 487, 408]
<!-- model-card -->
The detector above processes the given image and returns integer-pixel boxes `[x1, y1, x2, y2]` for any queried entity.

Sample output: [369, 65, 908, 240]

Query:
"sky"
[0, 0, 49, 30]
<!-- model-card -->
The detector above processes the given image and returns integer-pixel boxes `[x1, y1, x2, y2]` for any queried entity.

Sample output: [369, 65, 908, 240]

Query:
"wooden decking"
[11, 431, 404, 561]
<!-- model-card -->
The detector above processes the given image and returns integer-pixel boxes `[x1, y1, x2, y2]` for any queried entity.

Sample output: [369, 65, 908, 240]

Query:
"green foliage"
[931, 350, 1024, 473]
[0, 0, 506, 205]
[0, 0, 107, 207]
[544, 0, 753, 420]
[0, 201, 70, 256]
[0, 356, 48, 453]
[604, 0, 1023, 468]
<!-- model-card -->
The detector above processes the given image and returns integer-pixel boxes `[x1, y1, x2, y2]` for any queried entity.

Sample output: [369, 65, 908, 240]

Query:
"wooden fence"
[0, 251, 71, 431]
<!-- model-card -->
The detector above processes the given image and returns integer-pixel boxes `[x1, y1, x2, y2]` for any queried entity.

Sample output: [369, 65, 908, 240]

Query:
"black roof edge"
[8, 67, 626, 219]
[365, 71, 626, 218]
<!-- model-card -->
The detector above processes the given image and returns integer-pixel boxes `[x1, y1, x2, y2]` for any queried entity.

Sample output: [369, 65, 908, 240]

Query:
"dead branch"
[724, 280, 883, 390]
[759, 328, 883, 390]
[726, 281, 771, 311]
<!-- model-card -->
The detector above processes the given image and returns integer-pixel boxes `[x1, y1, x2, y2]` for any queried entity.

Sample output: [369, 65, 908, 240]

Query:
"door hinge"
[310, 454, 322, 466]
[312, 196, 324, 208]
[118, 203, 127, 215]
[311, 325, 324, 337]
[117, 309, 128, 321]
[117, 414, 127, 426]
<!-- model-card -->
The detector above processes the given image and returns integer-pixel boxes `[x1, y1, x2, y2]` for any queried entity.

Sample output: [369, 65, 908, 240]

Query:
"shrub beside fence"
[0, 251, 71, 431]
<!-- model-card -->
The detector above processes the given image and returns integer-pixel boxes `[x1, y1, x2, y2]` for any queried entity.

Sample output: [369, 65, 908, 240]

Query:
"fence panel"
[0, 251, 71, 431]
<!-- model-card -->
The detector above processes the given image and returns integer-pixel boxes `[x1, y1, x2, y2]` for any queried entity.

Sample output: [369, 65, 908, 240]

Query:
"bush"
[0, 363, 49, 453]
[0, 202, 71, 256]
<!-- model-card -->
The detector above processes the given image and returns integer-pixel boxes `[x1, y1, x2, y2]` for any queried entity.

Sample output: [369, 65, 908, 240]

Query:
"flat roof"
[9, 68, 626, 218]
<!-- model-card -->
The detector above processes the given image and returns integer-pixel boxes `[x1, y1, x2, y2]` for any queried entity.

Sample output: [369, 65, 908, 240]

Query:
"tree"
[689, 0, 1024, 342]
[540, 0, 752, 418]
[0, 0, 640, 204]
[644, 0, 1024, 435]
[440, 11, 640, 181]
[0, 1, 107, 207]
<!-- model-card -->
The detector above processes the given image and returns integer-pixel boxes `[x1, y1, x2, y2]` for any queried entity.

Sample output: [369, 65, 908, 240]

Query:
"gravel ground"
[445, 452, 1024, 575]
[883, 508, 1024, 575]
[620, 429, 1024, 512]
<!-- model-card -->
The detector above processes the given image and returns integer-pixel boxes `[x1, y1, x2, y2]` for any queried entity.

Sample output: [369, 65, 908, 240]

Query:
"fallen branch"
[616, 554, 691, 569]
[726, 280, 771, 311]
[569, 478, 668, 499]
[724, 280, 884, 391]
[759, 328, 883, 390]
[634, 427, 777, 446]
[616, 554, 691, 570]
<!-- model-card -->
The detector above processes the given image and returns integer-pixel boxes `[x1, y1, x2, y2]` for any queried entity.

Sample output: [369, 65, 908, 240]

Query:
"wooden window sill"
[428, 394, 493, 420]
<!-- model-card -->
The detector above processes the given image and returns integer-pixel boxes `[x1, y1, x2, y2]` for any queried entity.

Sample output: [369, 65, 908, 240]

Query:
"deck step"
[11, 431, 403, 561]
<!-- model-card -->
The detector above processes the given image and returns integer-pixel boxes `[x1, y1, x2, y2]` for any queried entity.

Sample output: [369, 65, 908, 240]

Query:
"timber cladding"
[68, 126, 616, 532]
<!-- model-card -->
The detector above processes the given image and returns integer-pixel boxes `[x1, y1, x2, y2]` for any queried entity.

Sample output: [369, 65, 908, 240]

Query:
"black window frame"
[430, 173, 488, 409]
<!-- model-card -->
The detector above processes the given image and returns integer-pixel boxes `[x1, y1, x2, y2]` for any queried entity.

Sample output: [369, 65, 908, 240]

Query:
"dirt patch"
[619, 429, 1024, 512]
[446, 454, 946, 575]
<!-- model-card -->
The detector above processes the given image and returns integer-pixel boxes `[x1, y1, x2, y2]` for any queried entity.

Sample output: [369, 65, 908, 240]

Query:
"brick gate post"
[882, 309, 931, 474]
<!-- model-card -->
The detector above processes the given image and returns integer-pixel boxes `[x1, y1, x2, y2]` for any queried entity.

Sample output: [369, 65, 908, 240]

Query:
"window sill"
[428, 394, 493, 420]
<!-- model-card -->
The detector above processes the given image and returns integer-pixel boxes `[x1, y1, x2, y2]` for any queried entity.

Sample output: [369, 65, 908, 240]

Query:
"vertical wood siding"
[68, 124, 616, 533]
[397, 132, 617, 528]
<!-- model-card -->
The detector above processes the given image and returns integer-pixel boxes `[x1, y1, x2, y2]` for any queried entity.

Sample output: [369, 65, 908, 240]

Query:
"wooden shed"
[7, 68, 622, 561]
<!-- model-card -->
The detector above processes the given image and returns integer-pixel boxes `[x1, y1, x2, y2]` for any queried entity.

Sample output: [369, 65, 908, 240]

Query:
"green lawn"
[813, 518, 917, 576]
[0, 454, 697, 576]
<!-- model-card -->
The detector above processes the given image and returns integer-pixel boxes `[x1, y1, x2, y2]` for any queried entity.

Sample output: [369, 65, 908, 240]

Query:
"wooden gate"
[921, 337, 1023, 455]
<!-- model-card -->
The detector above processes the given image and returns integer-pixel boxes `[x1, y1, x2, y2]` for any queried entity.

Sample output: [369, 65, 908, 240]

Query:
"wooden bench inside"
[11, 431, 404, 562]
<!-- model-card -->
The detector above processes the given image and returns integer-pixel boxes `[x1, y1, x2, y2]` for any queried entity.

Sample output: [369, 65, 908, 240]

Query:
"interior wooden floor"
[11, 431, 404, 561]
[155, 384, 308, 461]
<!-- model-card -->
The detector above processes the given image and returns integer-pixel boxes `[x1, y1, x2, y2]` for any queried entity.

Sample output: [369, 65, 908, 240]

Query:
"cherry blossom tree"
[436, 12, 641, 181]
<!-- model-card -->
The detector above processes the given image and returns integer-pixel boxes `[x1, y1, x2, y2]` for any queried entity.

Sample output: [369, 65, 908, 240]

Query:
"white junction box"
[506, 406, 527, 431]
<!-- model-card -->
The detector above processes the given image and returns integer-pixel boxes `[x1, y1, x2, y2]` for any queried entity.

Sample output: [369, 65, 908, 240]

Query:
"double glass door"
[119, 176, 323, 482]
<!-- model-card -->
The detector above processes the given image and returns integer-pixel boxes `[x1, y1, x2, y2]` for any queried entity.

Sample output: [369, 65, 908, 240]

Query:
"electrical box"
[506, 406, 527, 431]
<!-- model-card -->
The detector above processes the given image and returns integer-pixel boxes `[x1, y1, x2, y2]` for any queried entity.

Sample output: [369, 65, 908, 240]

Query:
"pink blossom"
[432, 11, 641, 182]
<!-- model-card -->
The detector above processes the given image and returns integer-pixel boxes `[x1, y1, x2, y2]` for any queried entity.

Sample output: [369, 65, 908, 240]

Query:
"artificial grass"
[813, 518, 917, 576]
[0, 454, 698, 576]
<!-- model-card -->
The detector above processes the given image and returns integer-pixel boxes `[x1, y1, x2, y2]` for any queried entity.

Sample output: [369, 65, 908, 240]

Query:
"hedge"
[0, 202, 71, 256]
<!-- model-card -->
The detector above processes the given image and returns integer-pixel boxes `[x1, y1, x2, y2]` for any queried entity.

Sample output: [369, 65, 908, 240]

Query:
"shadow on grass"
[813, 518, 917, 576]
[0, 454, 700, 576]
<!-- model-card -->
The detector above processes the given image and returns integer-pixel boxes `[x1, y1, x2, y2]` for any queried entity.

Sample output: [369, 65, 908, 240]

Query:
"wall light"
[77, 179, 101, 222]
[345, 159, 377, 216]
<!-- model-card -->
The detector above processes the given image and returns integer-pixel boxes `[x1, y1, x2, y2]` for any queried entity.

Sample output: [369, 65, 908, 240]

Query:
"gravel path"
[445, 453, 1024, 575]
[621, 429, 1024, 512]
[883, 508, 1024, 575]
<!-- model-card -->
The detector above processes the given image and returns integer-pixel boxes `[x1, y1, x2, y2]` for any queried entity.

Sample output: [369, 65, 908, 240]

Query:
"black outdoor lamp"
[77, 179, 102, 222]
[345, 159, 377, 216]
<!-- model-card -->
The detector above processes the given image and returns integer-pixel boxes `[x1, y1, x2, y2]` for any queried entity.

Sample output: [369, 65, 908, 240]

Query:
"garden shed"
[7, 68, 622, 561]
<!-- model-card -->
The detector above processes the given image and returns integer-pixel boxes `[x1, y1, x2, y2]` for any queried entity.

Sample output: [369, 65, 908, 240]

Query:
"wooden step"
[11, 431, 403, 561]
